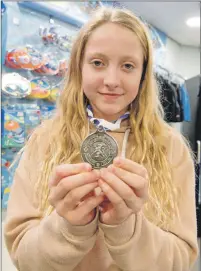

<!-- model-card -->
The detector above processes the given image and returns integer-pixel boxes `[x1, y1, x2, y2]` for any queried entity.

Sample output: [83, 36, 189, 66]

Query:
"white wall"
[165, 37, 200, 79]
[165, 38, 181, 74]
[179, 46, 200, 79]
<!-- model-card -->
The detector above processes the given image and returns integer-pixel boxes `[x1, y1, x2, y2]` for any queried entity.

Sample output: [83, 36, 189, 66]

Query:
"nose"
[103, 67, 120, 89]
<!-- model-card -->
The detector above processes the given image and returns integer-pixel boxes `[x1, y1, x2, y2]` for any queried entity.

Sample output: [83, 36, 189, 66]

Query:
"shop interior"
[1, 2, 200, 271]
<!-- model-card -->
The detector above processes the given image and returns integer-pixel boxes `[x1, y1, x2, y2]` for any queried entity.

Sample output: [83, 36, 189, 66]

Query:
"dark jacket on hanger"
[171, 82, 184, 122]
[156, 74, 183, 122]
[195, 85, 201, 238]
[195, 85, 201, 142]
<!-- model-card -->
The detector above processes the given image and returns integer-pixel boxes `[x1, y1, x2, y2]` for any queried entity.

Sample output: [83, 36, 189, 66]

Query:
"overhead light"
[186, 17, 200, 28]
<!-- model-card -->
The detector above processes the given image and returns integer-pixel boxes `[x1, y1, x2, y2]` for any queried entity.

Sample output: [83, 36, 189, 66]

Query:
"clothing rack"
[154, 64, 185, 84]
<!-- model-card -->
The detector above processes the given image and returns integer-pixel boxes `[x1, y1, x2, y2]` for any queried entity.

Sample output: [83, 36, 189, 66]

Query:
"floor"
[1, 212, 201, 271]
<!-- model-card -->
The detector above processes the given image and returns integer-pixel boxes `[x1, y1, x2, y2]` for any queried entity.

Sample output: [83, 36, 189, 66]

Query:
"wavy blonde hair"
[33, 7, 181, 229]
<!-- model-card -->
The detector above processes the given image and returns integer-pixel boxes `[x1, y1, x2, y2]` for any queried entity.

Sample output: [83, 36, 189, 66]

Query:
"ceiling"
[123, 2, 200, 47]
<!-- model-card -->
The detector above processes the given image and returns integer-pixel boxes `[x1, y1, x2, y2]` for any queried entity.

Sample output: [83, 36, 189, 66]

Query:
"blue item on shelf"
[40, 105, 56, 121]
[1, 148, 22, 209]
[2, 110, 25, 148]
[24, 109, 41, 138]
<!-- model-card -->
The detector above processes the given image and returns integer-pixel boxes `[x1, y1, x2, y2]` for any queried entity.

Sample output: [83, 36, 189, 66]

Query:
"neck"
[91, 106, 129, 122]
[93, 113, 119, 122]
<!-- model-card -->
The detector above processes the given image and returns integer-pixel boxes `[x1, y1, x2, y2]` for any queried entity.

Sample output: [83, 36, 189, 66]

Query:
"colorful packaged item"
[40, 105, 56, 121]
[57, 35, 72, 52]
[48, 86, 61, 102]
[39, 25, 59, 45]
[1, 108, 5, 138]
[34, 53, 60, 75]
[24, 109, 41, 139]
[5, 45, 44, 70]
[28, 78, 50, 99]
[2, 186, 11, 209]
[1, 148, 22, 209]
[5, 49, 21, 69]
[57, 59, 68, 77]
[1, 162, 12, 209]
[1, 155, 11, 200]
[2, 73, 31, 98]
[5, 103, 40, 112]
[2, 110, 25, 148]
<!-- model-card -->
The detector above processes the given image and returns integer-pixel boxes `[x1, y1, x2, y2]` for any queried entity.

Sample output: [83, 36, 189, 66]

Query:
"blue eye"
[124, 63, 134, 70]
[92, 60, 104, 67]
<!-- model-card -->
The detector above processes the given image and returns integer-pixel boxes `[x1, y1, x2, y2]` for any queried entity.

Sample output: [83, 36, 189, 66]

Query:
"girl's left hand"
[98, 157, 149, 225]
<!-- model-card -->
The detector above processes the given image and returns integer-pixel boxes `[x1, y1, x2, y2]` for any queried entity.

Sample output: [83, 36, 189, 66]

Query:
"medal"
[81, 126, 118, 169]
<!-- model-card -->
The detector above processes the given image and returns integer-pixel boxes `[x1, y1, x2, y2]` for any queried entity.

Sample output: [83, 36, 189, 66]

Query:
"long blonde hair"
[33, 7, 181, 229]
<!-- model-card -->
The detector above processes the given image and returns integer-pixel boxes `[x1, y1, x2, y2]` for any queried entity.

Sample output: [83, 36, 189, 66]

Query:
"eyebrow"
[87, 52, 107, 59]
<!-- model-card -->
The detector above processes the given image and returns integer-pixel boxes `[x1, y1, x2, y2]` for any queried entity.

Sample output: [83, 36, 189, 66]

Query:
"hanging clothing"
[195, 85, 201, 142]
[171, 82, 184, 122]
[156, 74, 183, 122]
[195, 163, 201, 238]
[195, 85, 201, 238]
[180, 84, 191, 122]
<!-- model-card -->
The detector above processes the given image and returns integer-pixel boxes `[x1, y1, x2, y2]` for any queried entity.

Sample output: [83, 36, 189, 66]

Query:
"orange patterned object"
[4, 120, 20, 131]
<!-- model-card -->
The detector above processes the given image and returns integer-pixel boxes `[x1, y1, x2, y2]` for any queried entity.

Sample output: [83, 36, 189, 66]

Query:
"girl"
[4, 7, 198, 271]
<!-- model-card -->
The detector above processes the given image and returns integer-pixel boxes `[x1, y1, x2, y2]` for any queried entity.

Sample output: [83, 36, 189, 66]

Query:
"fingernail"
[84, 163, 92, 171]
[94, 187, 102, 196]
[108, 164, 114, 172]
[114, 157, 122, 165]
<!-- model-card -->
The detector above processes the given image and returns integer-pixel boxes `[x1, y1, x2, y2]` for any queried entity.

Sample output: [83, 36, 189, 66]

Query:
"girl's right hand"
[48, 163, 104, 226]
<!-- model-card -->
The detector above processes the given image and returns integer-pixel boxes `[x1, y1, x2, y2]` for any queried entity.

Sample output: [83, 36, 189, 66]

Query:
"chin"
[98, 105, 123, 115]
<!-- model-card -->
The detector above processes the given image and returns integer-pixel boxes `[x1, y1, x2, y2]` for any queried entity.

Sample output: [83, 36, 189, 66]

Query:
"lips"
[99, 93, 122, 97]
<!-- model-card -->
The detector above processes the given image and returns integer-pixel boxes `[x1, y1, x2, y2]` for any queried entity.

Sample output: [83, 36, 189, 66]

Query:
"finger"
[98, 179, 127, 213]
[100, 168, 134, 200]
[113, 157, 148, 179]
[49, 170, 100, 202]
[100, 168, 145, 210]
[49, 163, 92, 187]
[99, 178, 143, 213]
[108, 165, 148, 198]
[63, 182, 99, 210]
[75, 195, 104, 218]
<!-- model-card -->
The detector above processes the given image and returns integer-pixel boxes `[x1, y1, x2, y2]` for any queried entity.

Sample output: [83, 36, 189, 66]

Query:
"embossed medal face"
[81, 127, 118, 169]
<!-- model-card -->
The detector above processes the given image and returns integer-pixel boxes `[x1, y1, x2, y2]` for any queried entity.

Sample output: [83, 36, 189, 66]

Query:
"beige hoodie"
[4, 120, 198, 271]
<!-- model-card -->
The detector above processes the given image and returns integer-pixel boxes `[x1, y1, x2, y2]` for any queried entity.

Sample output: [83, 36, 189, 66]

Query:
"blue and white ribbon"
[87, 104, 130, 131]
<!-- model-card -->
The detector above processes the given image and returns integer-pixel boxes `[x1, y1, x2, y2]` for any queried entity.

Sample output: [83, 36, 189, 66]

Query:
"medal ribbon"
[86, 104, 130, 131]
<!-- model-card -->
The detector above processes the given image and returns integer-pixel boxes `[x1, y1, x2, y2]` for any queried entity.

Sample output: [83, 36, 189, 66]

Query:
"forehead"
[85, 22, 144, 61]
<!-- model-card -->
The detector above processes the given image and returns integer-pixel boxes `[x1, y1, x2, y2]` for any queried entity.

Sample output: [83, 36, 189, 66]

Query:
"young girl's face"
[82, 22, 144, 121]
